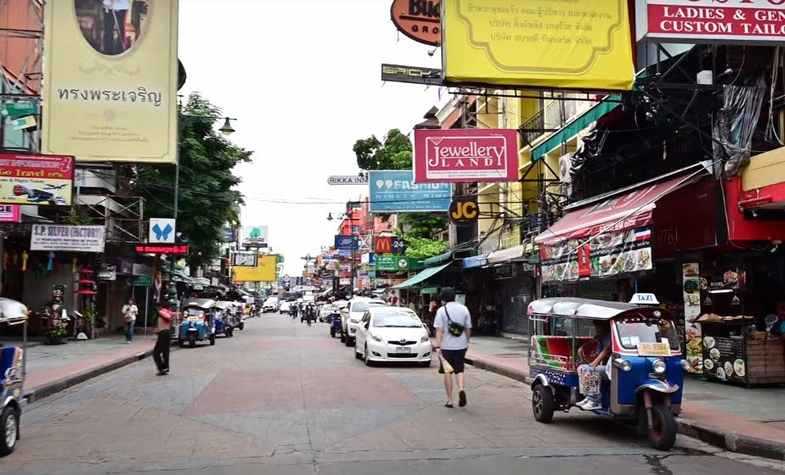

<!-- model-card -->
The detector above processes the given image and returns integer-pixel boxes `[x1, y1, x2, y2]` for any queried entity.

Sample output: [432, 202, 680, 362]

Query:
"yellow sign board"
[233, 255, 278, 283]
[442, 0, 634, 91]
[637, 342, 671, 357]
[42, 0, 179, 163]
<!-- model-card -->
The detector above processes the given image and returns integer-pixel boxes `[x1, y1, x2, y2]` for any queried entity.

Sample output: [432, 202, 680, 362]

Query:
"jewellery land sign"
[414, 129, 519, 183]
[442, 0, 635, 91]
[381, 64, 443, 86]
[31, 225, 106, 253]
[637, 0, 785, 44]
[327, 175, 368, 186]
[390, 0, 441, 46]
[0, 152, 74, 206]
[368, 170, 452, 213]
[42, 0, 179, 163]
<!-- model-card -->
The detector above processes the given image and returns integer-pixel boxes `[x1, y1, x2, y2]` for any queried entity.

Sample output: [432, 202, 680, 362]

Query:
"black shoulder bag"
[443, 305, 465, 337]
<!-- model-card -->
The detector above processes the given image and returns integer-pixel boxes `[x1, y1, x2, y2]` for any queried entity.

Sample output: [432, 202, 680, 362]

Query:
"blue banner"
[335, 234, 358, 251]
[369, 170, 451, 213]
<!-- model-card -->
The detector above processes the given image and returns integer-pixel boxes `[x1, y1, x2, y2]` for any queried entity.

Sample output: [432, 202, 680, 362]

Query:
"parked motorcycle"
[329, 311, 342, 338]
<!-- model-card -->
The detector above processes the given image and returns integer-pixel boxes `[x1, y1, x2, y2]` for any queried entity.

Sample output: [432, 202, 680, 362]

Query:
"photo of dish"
[687, 293, 701, 305]
[624, 252, 638, 272]
[687, 338, 702, 355]
[594, 233, 612, 249]
[724, 361, 733, 377]
[734, 359, 745, 377]
[703, 336, 715, 349]
[638, 248, 652, 270]
[710, 348, 720, 361]
[612, 254, 626, 273]
[703, 359, 714, 370]
[716, 367, 727, 380]
[700, 278, 709, 290]
[684, 279, 699, 294]
[599, 256, 613, 274]
[683, 263, 699, 277]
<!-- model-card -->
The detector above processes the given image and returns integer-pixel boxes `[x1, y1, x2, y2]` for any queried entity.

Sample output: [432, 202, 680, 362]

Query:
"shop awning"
[392, 263, 450, 290]
[463, 255, 488, 269]
[487, 245, 525, 265]
[536, 163, 710, 246]
[532, 95, 621, 161]
[423, 251, 452, 267]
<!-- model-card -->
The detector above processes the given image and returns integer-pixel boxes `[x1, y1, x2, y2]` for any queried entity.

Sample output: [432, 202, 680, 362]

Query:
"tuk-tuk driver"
[577, 320, 611, 411]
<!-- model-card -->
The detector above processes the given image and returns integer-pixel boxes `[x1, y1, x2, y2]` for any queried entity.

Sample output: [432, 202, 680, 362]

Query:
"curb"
[465, 355, 785, 462]
[25, 348, 155, 403]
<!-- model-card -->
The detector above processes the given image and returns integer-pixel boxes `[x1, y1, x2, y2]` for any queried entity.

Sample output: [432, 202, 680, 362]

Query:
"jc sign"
[450, 200, 478, 224]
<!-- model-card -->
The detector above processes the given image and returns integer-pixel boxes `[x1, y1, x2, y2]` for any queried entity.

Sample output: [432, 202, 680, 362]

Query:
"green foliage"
[353, 129, 412, 170]
[399, 213, 448, 239]
[135, 93, 252, 268]
[404, 237, 448, 260]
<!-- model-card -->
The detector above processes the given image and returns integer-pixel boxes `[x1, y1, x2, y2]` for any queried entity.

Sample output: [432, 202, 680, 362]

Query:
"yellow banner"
[233, 255, 278, 283]
[42, 0, 179, 163]
[442, 0, 634, 90]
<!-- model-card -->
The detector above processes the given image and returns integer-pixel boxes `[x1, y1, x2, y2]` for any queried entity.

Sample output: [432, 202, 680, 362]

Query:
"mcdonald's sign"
[375, 236, 405, 255]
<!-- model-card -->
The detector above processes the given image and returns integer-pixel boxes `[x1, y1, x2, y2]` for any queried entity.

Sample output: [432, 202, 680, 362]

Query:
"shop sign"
[390, 0, 441, 46]
[98, 265, 117, 281]
[414, 129, 519, 183]
[339, 278, 352, 286]
[638, 0, 785, 44]
[327, 175, 368, 186]
[442, 0, 634, 91]
[682, 262, 703, 374]
[449, 199, 479, 224]
[232, 252, 258, 267]
[540, 228, 653, 282]
[243, 225, 268, 246]
[335, 234, 359, 251]
[133, 275, 153, 287]
[0, 152, 73, 206]
[135, 244, 189, 255]
[375, 236, 405, 254]
[149, 218, 175, 244]
[376, 254, 409, 272]
[381, 64, 443, 86]
[368, 170, 452, 213]
[31, 224, 105, 252]
[0, 205, 20, 223]
[132, 263, 153, 276]
[2, 101, 38, 120]
[42, 0, 179, 163]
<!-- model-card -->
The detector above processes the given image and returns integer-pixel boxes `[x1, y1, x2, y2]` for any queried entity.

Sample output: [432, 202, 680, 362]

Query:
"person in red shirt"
[153, 304, 173, 375]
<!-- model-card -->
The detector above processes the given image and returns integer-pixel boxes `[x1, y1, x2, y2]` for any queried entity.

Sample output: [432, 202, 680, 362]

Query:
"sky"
[179, 0, 446, 275]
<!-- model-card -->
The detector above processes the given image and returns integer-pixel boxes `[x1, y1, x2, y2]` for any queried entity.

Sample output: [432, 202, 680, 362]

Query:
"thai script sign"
[415, 129, 519, 183]
[0, 152, 74, 206]
[368, 170, 452, 213]
[31, 225, 105, 253]
[42, 0, 179, 163]
[638, 0, 785, 43]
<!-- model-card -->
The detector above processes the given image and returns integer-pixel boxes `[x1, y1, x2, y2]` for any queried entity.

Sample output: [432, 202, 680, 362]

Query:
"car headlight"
[613, 358, 632, 372]
[680, 359, 690, 371]
[370, 334, 382, 342]
[652, 359, 667, 375]
[420, 335, 430, 343]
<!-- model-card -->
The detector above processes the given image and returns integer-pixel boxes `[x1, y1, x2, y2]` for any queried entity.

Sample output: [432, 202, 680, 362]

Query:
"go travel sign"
[638, 0, 785, 44]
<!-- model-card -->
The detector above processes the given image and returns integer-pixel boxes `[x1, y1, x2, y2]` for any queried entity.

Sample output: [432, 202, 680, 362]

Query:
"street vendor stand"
[696, 313, 785, 386]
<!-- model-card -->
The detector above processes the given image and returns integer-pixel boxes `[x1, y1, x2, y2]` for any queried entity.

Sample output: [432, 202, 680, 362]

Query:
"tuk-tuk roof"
[182, 298, 217, 309]
[528, 298, 661, 320]
[214, 301, 234, 310]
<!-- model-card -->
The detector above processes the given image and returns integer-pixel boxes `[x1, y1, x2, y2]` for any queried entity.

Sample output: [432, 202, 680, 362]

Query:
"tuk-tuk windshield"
[184, 308, 206, 318]
[615, 317, 680, 351]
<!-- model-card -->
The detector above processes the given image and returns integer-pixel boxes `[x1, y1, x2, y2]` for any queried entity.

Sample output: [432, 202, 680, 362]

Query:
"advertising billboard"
[42, 0, 179, 163]
[335, 235, 359, 251]
[243, 225, 268, 246]
[391, 0, 441, 46]
[414, 128, 519, 183]
[31, 225, 106, 253]
[233, 255, 278, 283]
[232, 252, 258, 267]
[442, 0, 635, 91]
[637, 0, 785, 44]
[368, 170, 452, 213]
[0, 152, 74, 206]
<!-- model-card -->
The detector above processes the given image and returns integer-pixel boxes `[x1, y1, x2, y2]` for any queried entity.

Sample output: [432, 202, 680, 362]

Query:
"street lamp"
[218, 117, 237, 136]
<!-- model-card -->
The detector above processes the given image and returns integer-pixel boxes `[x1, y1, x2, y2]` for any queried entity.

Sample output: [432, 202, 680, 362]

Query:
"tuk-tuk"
[178, 298, 216, 347]
[0, 298, 29, 456]
[527, 297, 686, 450]
[213, 301, 238, 338]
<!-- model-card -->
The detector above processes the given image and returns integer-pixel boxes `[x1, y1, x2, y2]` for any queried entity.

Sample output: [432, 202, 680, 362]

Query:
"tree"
[353, 129, 412, 170]
[135, 93, 252, 268]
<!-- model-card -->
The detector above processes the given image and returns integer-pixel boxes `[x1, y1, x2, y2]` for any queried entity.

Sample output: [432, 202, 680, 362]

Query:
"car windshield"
[615, 317, 681, 351]
[373, 311, 421, 328]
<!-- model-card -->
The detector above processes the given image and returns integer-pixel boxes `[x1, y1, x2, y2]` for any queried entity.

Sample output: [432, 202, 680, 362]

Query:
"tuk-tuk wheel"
[209, 334, 216, 346]
[647, 404, 677, 451]
[532, 385, 555, 423]
[226, 328, 233, 338]
[0, 406, 18, 456]
[239, 322, 244, 331]
[189, 335, 196, 348]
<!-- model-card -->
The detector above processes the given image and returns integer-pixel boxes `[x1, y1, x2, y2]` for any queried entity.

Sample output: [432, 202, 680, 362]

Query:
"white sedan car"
[342, 297, 386, 346]
[355, 306, 432, 367]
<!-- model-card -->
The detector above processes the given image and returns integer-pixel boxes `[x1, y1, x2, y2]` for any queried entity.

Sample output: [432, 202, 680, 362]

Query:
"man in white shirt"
[433, 288, 472, 408]
[121, 297, 138, 343]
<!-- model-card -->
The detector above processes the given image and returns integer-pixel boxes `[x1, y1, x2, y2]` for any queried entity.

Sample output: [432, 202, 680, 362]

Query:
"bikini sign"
[638, 0, 785, 44]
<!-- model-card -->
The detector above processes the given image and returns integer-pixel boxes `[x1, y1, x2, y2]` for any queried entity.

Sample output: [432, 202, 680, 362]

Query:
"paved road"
[3, 314, 782, 475]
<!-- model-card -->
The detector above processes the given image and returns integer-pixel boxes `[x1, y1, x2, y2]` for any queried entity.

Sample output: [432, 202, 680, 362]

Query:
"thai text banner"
[42, 1, 179, 163]
[442, 0, 635, 90]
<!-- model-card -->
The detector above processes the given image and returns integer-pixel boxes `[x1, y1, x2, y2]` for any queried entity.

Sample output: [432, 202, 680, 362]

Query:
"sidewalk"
[466, 336, 785, 461]
[20, 334, 156, 401]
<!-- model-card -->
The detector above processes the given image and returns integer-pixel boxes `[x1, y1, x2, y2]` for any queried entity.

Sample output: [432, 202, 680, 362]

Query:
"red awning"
[536, 167, 708, 246]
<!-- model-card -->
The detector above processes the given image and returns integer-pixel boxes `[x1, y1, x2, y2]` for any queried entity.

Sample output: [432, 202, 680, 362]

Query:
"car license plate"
[395, 346, 411, 353]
